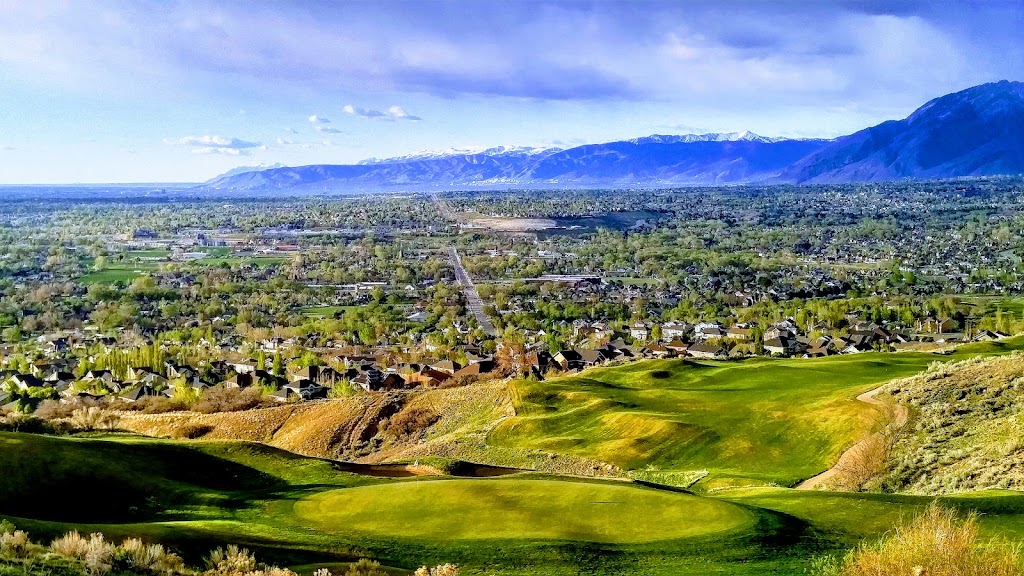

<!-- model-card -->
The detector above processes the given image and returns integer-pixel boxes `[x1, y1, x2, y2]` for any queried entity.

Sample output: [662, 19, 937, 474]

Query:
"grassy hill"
[878, 352, 1024, 494]
[491, 338, 1024, 488]
[6, 432, 1024, 575]
[7, 339, 1024, 574]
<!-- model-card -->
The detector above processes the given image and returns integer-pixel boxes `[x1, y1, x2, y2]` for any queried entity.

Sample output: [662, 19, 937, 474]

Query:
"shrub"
[0, 526, 34, 557]
[413, 565, 460, 576]
[193, 387, 267, 414]
[135, 396, 188, 414]
[171, 423, 214, 439]
[383, 407, 439, 440]
[819, 504, 1023, 576]
[342, 559, 388, 576]
[50, 532, 115, 575]
[112, 538, 184, 574]
[68, 407, 120, 432]
[0, 412, 58, 434]
[206, 545, 258, 575]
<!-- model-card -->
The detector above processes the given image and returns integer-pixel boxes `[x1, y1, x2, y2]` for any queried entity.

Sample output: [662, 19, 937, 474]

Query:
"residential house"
[687, 343, 727, 359]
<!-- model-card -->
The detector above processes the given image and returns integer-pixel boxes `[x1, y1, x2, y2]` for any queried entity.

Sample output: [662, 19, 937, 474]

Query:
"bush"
[0, 522, 35, 557]
[68, 407, 120, 432]
[134, 396, 188, 414]
[50, 532, 115, 575]
[171, 423, 214, 439]
[192, 387, 267, 414]
[342, 559, 388, 576]
[383, 407, 439, 440]
[818, 504, 1023, 576]
[413, 564, 460, 576]
[112, 538, 184, 574]
[206, 545, 258, 575]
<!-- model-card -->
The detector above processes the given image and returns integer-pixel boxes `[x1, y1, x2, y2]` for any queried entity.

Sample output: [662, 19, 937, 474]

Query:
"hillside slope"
[117, 381, 620, 477]
[880, 353, 1024, 494]
[781, 80, 1024, 183]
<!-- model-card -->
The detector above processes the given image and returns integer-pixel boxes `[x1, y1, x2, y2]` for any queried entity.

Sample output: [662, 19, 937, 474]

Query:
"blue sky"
[0, 0, 1021, 183]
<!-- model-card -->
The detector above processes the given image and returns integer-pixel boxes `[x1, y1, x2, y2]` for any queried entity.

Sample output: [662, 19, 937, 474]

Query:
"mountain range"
[207, 81, 1024, 192]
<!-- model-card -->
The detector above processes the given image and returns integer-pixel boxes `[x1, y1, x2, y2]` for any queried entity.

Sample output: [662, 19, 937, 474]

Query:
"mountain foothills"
[208, 81, 1024, 192]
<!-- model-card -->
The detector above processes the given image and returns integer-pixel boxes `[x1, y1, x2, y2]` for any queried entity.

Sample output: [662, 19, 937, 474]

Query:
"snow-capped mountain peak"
[358, 145, 561, 165]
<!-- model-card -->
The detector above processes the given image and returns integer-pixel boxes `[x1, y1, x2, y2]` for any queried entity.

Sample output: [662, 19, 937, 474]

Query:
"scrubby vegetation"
[814, 504, 1023, 576]
[0, 524, 458, 576]
[880, 353, 1024, 493]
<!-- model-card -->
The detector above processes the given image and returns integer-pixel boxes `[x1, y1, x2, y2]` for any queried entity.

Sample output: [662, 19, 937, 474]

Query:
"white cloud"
[165, 134, 261, 155]
[308, 114, 330, 123]
[315, 125, 342, 133]
[193, 147, 241, 155]
[344, 104, 422, 121]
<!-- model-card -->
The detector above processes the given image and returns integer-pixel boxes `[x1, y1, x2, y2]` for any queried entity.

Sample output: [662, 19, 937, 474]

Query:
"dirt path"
[795, 385, 909, 490]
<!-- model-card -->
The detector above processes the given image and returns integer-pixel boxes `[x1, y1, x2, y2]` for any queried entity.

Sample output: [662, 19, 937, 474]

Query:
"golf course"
[4, 340, 1024, 575]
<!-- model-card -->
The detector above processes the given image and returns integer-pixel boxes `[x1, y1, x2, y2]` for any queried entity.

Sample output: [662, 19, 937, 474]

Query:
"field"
[79, 250, 289, 284]
[491, 337, 1024, 488]
[6, 341, 1024, 574]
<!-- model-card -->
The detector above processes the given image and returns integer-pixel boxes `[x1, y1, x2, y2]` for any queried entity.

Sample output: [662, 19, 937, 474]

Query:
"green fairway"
[294, 478, 754, 543]
[490, 338, 1024, 487]
[5, 431, 1024, 575]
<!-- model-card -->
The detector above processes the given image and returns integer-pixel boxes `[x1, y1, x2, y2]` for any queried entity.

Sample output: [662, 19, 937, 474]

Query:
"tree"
[271, 351, 283, 376]
[496, 329, 529, 377]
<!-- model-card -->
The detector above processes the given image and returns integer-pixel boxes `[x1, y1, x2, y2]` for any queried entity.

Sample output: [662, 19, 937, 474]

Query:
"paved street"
[448, 247, 498, 337]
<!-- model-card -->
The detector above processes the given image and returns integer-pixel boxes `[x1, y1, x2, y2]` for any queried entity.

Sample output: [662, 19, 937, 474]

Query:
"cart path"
[795, 385, 908, 490]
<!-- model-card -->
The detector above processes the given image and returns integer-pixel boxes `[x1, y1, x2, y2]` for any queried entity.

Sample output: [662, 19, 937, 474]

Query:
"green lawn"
[489, 338, 1024, 488]
[295, 478, 754, 543]
[6, 340, 1024, 575]
[5, 431, 1024, 575]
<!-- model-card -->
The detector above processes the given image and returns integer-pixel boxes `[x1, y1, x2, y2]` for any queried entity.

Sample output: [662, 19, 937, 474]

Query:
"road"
[448, 247, 498, 337]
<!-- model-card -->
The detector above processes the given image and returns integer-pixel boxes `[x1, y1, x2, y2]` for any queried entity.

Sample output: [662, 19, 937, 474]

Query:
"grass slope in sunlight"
[489, 338, 1024, 488]
[294, 478, 754, 543]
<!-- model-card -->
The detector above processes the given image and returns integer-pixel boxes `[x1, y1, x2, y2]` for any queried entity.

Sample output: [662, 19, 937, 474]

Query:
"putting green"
[292, 478, 755, 543]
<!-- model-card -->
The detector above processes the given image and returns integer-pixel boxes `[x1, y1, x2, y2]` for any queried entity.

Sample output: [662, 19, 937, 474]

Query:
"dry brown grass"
[819, 504, 1023, 576]
[881, 353, 1024, 493]
[116, 380, 623, 477]
[193, 387, 269, 414]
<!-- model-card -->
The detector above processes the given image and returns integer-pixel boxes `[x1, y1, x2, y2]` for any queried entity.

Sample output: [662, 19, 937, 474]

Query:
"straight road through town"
[448, 247, 498, 337]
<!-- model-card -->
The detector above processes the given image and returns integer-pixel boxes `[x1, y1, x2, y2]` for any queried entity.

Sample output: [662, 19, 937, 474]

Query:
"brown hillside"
[879, 352, 1024, 494]
[117, 381, 623, 478]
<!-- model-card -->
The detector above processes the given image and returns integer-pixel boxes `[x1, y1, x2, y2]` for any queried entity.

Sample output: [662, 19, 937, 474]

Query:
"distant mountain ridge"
[780, 80, 1024, 183]
[207, 131, 830, 192]
[208, 81, 1024, 192]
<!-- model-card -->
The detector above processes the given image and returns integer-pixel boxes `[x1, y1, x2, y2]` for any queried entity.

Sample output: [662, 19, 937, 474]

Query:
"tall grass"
[817, 504, 1023, 576]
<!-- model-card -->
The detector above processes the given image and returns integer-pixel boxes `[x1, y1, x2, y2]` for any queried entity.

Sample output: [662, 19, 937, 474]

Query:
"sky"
[0, 0, 1021, 184]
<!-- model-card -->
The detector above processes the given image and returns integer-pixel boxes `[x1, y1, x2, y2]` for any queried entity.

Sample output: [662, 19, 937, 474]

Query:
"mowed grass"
[722, 487, 1024, 544]
[294, 478, 755, 543]
[4, 429, 1024, 575]
[490, 338, 1024, 487]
